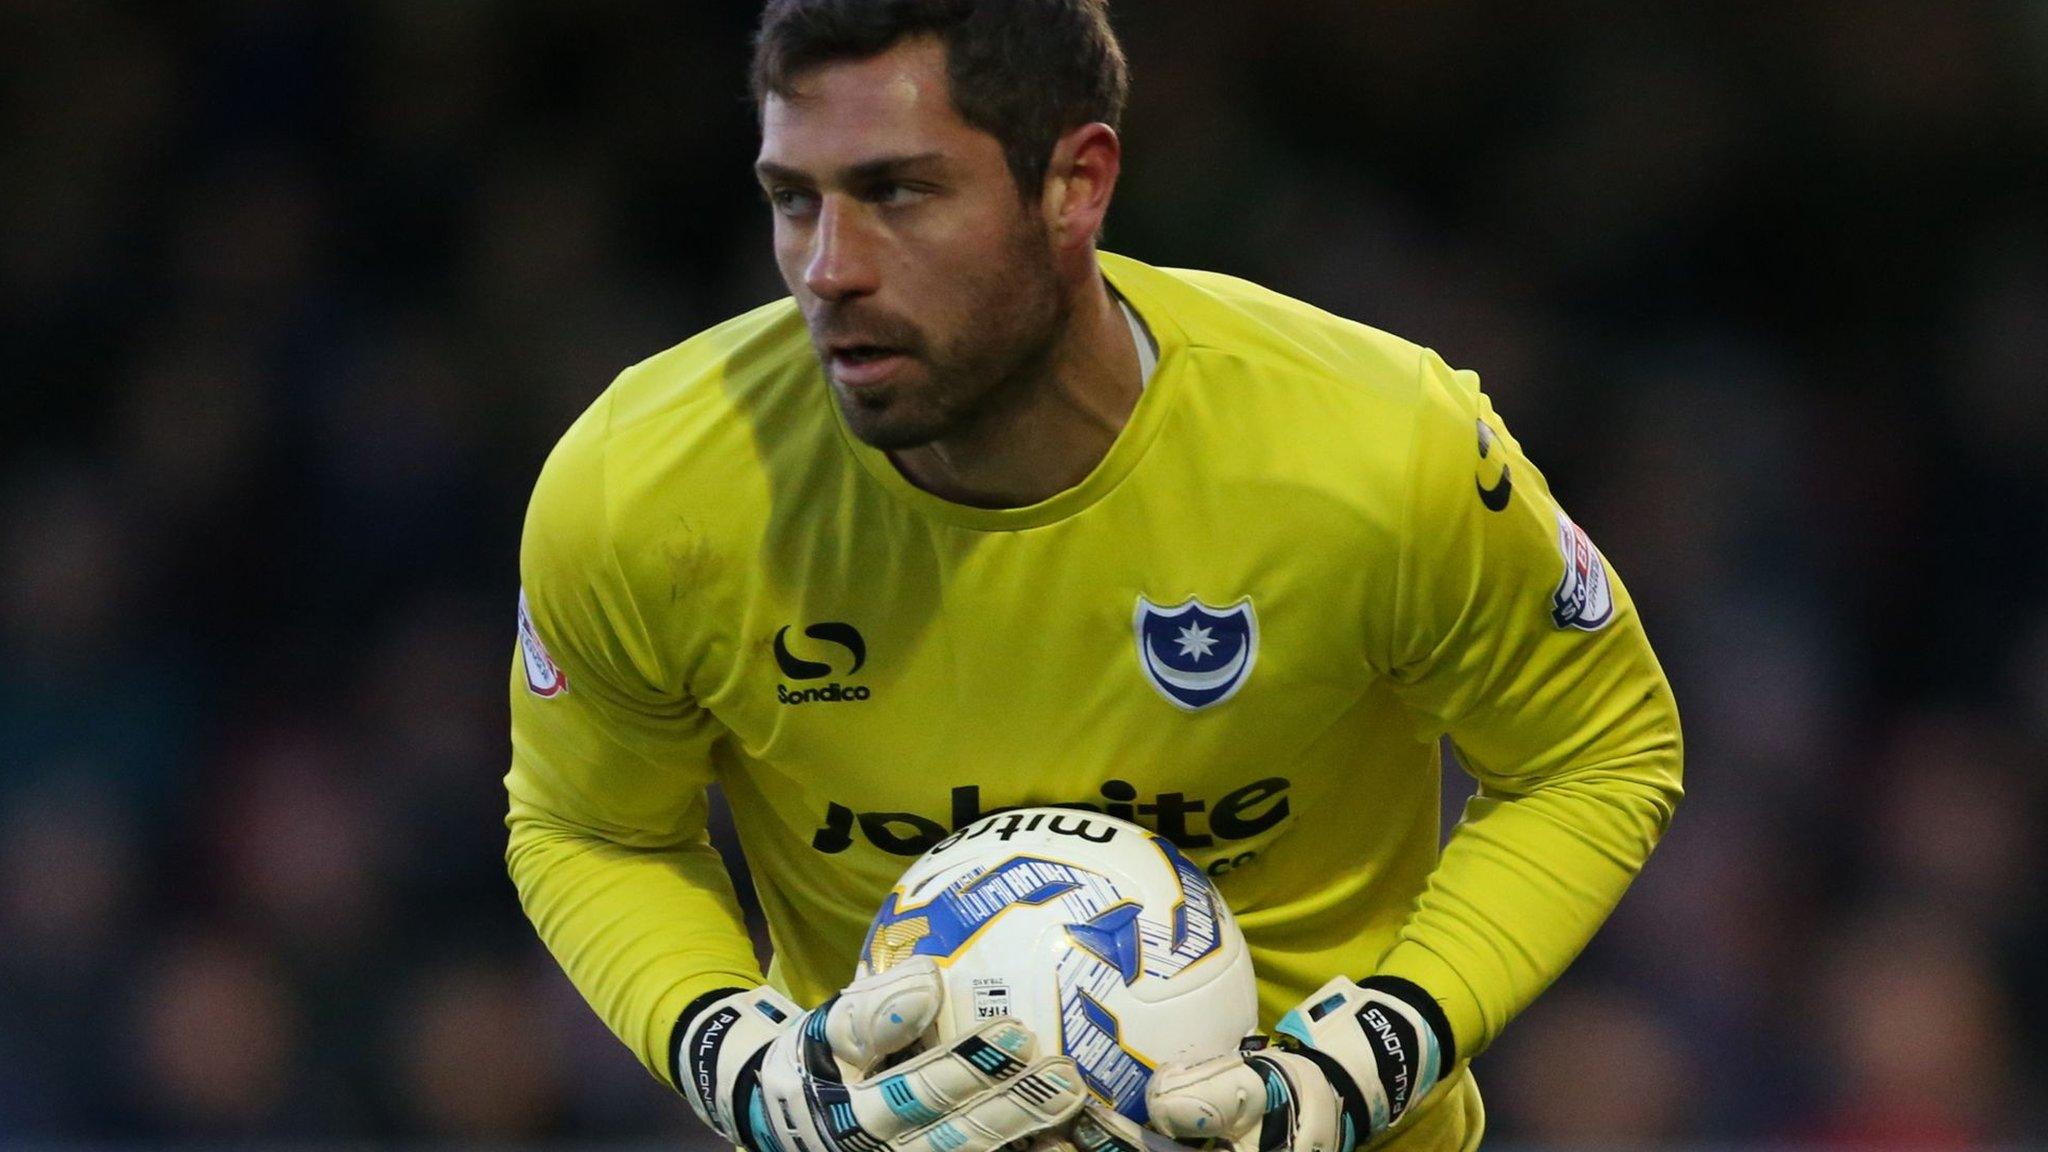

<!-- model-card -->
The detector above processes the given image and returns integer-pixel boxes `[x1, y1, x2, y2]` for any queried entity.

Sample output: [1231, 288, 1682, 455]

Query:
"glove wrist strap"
[1355, 975, 1456, 1073]
[674, 986, 802, 1144]
[1275, 975, 1450, 1133]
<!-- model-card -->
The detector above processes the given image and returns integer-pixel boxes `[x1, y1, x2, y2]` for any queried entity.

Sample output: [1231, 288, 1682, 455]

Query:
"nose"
[803, 196, 879, 303]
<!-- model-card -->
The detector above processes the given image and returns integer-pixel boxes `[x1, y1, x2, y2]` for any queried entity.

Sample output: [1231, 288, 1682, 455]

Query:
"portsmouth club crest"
[1134, 595, 1258, 711]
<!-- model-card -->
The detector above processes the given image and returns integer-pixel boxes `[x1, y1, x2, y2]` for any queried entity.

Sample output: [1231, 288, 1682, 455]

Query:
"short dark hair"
[751, 0, 1129, 195]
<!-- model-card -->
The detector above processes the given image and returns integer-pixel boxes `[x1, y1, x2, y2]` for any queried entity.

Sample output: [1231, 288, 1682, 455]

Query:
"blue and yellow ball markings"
[862, 855, 1101, 971]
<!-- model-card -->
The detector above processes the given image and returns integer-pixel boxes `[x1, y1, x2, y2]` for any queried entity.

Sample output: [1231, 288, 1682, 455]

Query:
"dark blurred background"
[5, 0, 2047, 1144]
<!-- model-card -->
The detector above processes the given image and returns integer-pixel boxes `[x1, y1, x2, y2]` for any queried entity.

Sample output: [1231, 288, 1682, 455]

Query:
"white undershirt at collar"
[1114, 290, 1159, 388]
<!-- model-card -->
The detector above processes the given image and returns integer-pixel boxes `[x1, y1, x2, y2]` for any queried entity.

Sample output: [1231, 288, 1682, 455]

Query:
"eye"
[865, 182, 927, 207]
[766, 186, 818, 218]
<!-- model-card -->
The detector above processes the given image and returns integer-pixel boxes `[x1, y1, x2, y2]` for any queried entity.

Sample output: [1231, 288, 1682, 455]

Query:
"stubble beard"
[829, 221, 1069, 453]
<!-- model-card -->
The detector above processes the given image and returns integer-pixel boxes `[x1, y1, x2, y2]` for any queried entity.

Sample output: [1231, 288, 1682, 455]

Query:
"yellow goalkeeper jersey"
[506, 251, 1681, 1146]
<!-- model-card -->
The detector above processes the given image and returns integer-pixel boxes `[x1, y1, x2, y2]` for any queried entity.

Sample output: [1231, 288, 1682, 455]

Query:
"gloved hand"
[676, 956, 1087, 1152]
[1072, 976, 1452, 1152]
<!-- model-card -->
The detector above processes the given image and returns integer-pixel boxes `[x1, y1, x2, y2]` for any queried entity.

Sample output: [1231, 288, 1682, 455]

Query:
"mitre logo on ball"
[858, 808, 1259, 1123]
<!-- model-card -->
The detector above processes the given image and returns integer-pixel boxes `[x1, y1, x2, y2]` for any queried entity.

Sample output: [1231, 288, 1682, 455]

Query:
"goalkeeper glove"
[1074, 975, 1452, 1152]
[676, 956, 1087, 1152]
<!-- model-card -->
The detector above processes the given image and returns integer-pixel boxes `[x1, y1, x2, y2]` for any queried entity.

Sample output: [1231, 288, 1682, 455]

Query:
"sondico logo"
[774, 621, 872, 705]
[811, 778, 1291, 876]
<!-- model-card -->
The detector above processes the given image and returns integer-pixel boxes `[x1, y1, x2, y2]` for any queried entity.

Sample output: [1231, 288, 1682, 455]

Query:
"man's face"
[757, 37, 1068, 451]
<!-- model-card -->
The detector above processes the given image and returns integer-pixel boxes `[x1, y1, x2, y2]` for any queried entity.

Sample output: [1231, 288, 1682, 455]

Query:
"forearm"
[507, 801, 765, 1087]
[1375, 739, 1681, 1059]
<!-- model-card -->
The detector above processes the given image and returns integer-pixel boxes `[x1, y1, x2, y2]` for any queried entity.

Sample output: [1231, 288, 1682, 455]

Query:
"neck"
[890, 270, 1141, 508]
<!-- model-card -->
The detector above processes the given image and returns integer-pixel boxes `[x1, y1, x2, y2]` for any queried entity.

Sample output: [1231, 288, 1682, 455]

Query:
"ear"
[1040, 122, 1122, 252]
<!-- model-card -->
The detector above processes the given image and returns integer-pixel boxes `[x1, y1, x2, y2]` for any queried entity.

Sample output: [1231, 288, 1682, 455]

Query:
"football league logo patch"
[1134, 595, 1257, 711]
[518, 589, 569, 697]
[1551, 511, 1614, 631]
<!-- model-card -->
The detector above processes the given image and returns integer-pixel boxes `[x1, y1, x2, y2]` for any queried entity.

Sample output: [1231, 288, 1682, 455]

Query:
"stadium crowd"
[4, 2, 2046, 1144]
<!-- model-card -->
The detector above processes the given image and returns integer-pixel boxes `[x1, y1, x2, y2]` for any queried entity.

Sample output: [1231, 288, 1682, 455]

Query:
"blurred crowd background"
[5, 0, 2048, 1145]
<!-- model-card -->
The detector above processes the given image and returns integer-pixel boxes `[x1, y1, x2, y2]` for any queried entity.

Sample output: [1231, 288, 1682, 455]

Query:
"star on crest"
[1174, 623, 1219, 662]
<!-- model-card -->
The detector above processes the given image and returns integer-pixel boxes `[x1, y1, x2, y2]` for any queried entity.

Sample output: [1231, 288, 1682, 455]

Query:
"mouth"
[827, 343, 912, 388]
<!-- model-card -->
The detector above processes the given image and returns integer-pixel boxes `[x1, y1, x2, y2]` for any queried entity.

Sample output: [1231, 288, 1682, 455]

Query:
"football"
[858, 807, 1259, 1122]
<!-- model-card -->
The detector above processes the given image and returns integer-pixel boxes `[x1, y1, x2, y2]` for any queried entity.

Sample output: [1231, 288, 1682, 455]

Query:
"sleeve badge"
[1550, 511, 1614, 631]
[518, 588, 570, 697]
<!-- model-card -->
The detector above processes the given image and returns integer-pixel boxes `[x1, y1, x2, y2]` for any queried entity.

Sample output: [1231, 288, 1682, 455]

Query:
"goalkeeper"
[506, 2, 1683, 1150]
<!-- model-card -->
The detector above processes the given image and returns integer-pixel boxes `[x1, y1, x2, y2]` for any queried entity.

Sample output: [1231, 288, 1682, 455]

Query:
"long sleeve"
[1369, 350, 1684, 1060]
[505, 396, 764, 1087]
